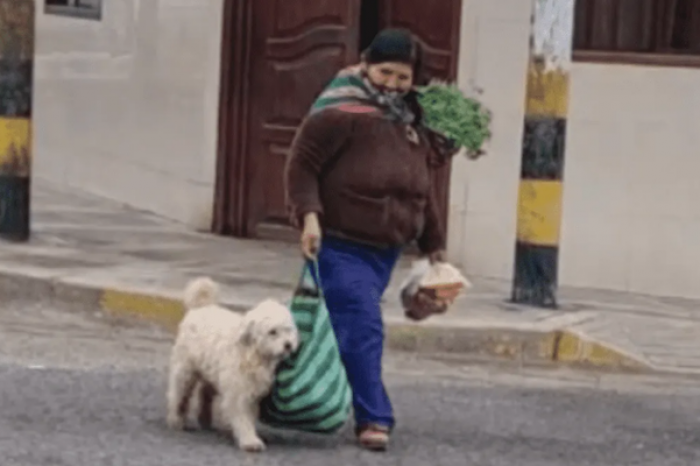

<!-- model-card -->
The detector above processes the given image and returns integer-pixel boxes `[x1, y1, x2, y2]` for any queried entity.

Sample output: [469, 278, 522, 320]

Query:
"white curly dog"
[166, 276, 299, 452]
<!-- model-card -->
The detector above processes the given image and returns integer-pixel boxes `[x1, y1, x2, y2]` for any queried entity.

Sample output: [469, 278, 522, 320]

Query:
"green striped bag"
[258, 260, 352, 434]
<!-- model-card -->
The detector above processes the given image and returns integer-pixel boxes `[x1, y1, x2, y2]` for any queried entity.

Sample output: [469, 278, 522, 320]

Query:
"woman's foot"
[356, 424, 390, 452]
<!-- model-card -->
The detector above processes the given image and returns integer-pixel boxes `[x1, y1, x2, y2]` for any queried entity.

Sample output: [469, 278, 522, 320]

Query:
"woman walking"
[284, 28, 453, 451]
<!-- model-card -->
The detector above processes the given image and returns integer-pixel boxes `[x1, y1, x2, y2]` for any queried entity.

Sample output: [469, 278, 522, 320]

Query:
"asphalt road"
[2, 303, 700, 466]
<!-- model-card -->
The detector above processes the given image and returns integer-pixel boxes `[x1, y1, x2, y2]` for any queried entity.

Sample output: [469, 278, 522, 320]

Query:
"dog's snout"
[284, 341, 293, 352]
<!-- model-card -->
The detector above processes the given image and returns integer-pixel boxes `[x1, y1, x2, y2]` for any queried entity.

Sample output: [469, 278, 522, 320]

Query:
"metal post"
[0, 0, 34, 242]
[511, 0, 574, 308]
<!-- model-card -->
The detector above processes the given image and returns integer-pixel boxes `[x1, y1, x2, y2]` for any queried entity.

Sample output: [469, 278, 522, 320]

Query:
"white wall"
[33, 0, 224, 229]
[448, 0, 531, 278]
[450, 0, 700, 299]
[560, 63, 700, 298]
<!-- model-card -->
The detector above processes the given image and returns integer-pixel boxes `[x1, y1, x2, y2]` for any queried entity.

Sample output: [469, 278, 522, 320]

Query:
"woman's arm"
[424, 127, 461, 168]
[416, 181, 446, 256]
[284, 110, 353, 228]
[416, 129, 456, 259]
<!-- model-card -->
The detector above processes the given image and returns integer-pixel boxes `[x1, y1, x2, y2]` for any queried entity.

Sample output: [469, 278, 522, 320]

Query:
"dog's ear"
[239, 316, 256, 346]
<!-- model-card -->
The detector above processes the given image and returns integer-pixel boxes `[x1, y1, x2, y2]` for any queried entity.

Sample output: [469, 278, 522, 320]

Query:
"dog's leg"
[221, 393, 265, 452]
[166, 357, 197, 430]
[197, 381, 217, 431]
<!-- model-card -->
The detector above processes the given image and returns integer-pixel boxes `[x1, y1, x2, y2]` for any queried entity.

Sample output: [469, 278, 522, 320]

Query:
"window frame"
[45, 0, 102, 21]
[573, 0, 700, 68]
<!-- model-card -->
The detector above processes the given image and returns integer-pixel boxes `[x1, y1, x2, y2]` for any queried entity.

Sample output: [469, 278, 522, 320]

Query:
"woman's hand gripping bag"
[400, 259, 472, 321]
[258, 261, 352, 434]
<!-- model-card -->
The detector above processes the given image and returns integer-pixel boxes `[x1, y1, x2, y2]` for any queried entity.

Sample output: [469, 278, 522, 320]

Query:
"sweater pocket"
[392, 197, 426, 244]
[336, 189, 391, 242]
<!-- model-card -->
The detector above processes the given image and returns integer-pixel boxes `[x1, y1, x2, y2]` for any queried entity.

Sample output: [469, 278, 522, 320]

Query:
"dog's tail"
[183, 277, 219, 310]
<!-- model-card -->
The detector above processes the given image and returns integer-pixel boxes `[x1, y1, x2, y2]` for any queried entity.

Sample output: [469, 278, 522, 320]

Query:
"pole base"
[0, 174, 30, 242]
[510, 242, 558, 309]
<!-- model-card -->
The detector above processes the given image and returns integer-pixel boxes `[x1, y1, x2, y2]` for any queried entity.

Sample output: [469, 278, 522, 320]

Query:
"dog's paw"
[166, 413, 186, 431]
[239, 437, 266, 453]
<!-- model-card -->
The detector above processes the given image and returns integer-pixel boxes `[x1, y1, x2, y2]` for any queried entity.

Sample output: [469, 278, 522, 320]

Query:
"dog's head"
[239, 299, 299, 362]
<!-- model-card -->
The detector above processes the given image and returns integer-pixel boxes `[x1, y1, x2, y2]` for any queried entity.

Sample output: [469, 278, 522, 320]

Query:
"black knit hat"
[363, 28, 418, 65]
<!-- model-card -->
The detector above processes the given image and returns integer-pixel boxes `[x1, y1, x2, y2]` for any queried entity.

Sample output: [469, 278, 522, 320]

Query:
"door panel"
[378, 0, 462, 82]
[245, 0, 361, 236]
[379, 0, 462, 242]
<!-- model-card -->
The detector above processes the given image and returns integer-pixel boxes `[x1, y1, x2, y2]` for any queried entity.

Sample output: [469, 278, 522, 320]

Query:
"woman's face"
[364, 61, 414, 94]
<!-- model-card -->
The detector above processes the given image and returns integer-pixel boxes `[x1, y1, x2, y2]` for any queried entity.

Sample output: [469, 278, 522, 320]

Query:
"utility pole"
[0, 0, 34, 242]
[511, 0, 575, 308]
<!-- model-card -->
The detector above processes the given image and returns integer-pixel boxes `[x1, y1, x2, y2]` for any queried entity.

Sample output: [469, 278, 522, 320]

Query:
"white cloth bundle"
[399, 259, 472, 312]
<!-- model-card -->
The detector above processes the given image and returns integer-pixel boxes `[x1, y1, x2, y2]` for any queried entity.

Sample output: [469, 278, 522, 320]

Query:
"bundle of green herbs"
[417, 82, 491, 159]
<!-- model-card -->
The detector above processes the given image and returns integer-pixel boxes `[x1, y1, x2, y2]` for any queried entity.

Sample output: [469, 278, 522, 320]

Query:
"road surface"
[1, 302, 700, 466]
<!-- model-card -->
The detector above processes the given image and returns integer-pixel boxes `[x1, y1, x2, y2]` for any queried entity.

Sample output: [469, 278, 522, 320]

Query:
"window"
[45, 0, 102, 21]
[573, 0, 700, 67]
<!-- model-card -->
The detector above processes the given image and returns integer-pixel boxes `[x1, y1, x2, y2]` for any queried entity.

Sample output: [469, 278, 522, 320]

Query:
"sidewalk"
[2, 180, 700, 375]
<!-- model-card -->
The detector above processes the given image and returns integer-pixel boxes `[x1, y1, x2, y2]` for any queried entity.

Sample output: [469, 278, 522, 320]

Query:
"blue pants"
[317, 236, 401, 429]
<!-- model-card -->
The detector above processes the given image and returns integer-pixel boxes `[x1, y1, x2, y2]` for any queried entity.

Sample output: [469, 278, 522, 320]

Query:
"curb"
[550, 329, 648, 371]
[0, 270, 650, 373]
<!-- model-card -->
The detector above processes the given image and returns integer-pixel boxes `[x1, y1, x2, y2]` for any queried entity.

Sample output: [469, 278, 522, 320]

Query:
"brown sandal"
[356, 424, 390, 451]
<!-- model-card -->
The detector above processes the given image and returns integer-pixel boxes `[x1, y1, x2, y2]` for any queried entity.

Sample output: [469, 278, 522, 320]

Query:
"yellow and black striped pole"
[512, 0, 574, 308]
[0, 0, 34, 242]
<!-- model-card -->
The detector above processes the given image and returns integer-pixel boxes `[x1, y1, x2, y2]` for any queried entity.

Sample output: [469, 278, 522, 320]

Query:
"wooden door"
[378, 0, 462, 234]
[378, 0, 461, 82]
[236, 0, 361, 238]
[213, 0, 462, 240]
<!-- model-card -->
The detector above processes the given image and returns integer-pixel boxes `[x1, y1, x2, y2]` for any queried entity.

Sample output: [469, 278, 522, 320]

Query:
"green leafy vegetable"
[417, 82, 492, 156]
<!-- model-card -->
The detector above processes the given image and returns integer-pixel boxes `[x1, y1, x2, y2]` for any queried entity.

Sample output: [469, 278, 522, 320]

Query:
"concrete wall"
[449, 0, 700, 299]
[33, 0, 224, 229]
[560, 64, 700, 298]
[447, 0, 531, 279]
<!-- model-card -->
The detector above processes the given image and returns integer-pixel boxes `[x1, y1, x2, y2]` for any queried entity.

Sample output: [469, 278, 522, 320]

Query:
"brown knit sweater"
[284, 105, 445, 254]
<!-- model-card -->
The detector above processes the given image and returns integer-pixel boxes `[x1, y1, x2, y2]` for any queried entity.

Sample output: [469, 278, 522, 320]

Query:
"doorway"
[212, 0, 463, 240]
[360, 0, 381, 52]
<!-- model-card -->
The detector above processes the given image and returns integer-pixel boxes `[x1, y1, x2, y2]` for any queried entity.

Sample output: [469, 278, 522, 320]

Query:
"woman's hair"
[364, 29, 416, 62]
[362, 28, 428, 125]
